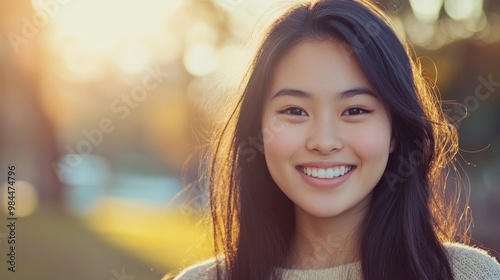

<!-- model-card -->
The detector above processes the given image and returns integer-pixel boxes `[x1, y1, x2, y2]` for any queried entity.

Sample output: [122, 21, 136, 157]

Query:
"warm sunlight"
[2, 0, 498, 278]
[31, 0, 183, 85]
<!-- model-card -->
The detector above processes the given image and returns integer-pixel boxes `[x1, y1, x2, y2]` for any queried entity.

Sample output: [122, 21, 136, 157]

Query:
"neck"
[287, 198, 370, 269]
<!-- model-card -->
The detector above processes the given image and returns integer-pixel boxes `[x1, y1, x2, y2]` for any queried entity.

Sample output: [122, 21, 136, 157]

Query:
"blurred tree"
[0, 0, 64, 209]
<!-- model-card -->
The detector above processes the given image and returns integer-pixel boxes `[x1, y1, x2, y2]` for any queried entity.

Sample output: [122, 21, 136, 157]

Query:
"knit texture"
[168, 242, 500, 280]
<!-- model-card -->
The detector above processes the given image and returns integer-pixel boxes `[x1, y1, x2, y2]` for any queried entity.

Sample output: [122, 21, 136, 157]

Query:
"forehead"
[268, 39, 373, 98]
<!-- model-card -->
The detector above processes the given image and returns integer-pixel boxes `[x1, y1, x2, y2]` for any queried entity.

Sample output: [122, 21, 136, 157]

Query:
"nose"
[305, 118, 343, 154]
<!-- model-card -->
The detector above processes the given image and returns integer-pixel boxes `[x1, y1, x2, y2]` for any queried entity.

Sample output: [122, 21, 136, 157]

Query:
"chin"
[298, 204, 347, 219]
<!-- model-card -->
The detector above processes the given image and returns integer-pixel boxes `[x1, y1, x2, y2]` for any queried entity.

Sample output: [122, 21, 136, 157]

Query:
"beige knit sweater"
[169, 243, 500, 280]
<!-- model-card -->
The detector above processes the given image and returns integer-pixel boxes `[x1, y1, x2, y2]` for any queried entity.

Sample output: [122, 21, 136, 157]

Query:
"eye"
[342, 107, 370, 116]
[279, 107, 308, 116]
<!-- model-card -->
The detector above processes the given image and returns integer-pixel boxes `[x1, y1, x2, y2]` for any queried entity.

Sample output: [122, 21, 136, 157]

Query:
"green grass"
[0, 198, 213, 280]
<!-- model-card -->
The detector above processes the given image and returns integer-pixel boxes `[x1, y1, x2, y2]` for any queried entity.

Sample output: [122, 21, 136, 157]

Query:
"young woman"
[169, 0, 500, 279]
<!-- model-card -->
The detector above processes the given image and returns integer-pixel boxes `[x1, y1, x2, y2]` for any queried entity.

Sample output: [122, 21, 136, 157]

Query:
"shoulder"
[443, 242, 500, 280]
[166, 258, 223, 280]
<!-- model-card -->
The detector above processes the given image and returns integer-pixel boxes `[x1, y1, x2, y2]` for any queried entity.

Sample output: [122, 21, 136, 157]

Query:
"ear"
[389, 135, 396, 153]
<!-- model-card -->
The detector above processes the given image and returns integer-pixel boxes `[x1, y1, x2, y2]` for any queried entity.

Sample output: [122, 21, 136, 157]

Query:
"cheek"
[262, 118, 302, 160]
[348, 120, 392, 160]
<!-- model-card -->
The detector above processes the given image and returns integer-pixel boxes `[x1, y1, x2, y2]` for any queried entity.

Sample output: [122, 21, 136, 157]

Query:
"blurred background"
[0, 0, 499, 279]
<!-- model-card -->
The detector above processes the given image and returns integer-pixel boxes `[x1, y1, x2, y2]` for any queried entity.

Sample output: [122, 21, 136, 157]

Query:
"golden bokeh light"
[409, 0, 443, 22]
[444, 0, 483, 21]
[183, 43, 220, 77]
[36, 0, 181, 53]
[0, 180, 39, 218]
[114, 40, 151, 74]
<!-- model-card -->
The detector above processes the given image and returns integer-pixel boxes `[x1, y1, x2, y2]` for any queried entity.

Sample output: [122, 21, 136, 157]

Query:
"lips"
[299, 165, 353, 179]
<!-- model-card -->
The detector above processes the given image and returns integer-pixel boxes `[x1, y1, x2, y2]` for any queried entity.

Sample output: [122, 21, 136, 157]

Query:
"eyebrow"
[271, 87, 376, 100]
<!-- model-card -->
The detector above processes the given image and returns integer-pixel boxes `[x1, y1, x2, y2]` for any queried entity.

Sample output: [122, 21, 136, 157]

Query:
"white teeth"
[301, 166, 352, 179]
[326, 168, 334, 178]
[317, 169, 326, 178]
[333, 168, 340, 177]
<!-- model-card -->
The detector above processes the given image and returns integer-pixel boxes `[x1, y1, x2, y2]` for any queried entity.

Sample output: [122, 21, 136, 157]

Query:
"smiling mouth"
[299, 165, 354, 179]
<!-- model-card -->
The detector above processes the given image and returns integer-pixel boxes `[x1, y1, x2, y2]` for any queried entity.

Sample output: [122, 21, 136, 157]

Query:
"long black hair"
[209, 0, 467, 279]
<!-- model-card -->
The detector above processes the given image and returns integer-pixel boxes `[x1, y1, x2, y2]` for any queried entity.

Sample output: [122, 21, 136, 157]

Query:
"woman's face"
[261, 39, 394, 219]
